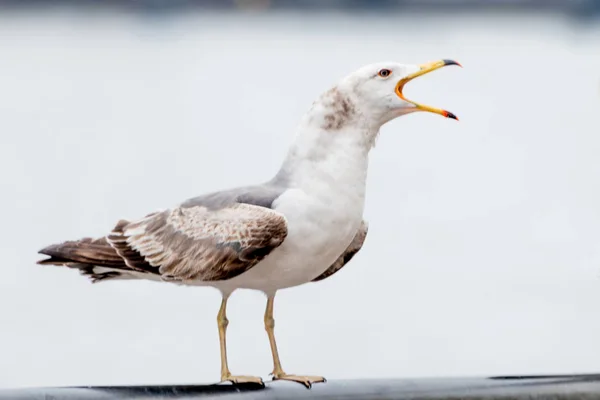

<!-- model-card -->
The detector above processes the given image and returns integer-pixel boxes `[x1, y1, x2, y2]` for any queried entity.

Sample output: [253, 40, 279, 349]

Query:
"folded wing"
[312, 220, 368, 282]
[39, 202, 288, 283]
[107, 204, 288, 282]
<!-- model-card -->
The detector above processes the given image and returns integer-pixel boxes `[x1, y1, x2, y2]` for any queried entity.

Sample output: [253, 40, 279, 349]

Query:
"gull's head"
[334, 59, 461, 127]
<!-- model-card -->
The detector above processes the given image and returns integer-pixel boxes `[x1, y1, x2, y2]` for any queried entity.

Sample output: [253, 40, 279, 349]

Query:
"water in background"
[1, 3, 600, 388]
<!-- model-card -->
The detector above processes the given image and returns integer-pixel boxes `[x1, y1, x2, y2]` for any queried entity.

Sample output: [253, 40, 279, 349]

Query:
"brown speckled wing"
[107, 204, 288, 282]
[312, 220, 368, 282]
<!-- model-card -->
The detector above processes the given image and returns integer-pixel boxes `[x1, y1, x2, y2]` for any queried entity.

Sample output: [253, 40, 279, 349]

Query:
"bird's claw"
[221, 375, 265, 386]
[272, 374, 326, 389]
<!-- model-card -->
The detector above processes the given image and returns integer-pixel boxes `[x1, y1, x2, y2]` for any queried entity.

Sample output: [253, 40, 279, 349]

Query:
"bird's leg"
[264, 295, 284, 375]
[264, 294, 326, 389]
[217, 295, 264, 386]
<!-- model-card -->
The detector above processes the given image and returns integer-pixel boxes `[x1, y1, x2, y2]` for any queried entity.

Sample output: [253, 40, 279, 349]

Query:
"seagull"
[37, 59, 461, 389]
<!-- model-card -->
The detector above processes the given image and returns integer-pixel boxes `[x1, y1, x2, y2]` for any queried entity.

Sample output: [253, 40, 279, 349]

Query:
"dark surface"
[3, 374, 600, 400]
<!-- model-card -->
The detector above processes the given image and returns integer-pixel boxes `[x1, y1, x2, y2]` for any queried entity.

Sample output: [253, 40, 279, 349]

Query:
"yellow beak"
[395, 59, 461, 120]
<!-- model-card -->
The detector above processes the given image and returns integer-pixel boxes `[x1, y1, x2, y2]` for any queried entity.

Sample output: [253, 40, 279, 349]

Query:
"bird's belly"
[213, 189, 364, 294]
[227, 222, 358, 292]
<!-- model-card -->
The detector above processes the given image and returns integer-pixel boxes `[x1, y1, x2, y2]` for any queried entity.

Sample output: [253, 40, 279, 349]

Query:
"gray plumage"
[180, 184, 287, 210]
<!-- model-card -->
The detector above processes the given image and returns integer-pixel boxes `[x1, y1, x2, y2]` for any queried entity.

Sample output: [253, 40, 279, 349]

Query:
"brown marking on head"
[321, 87, 357, 131]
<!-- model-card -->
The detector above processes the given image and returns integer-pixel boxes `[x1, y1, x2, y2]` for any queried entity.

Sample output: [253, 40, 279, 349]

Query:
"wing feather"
[107, 203, 288, 282]
[312, 220, 368, 282]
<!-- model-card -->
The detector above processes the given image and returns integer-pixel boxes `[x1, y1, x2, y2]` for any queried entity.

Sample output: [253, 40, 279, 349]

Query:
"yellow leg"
[264, 294, 326, 389]
[217, 296, 264, 386]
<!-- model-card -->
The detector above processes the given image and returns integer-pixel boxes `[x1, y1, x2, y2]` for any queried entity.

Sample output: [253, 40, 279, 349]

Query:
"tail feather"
[37, 236, 133, 282]
[38, 237, 125, 267]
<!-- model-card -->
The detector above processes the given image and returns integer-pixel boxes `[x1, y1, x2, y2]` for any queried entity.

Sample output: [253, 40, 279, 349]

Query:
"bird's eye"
[377, 69, 392, 78]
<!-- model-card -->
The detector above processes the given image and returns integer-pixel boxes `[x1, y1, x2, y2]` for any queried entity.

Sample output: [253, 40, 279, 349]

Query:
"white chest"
[280, 185, 365, 256]
[223, 187, 364, 293]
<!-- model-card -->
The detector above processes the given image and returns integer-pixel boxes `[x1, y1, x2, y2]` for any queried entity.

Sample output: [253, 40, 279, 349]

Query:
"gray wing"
[312, 220, 368, 282]
[180, 184, 286, 210]
[107, 186, 288, 282]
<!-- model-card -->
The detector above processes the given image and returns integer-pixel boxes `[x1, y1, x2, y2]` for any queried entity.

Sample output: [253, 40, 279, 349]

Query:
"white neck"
[272, 87, 380, 197]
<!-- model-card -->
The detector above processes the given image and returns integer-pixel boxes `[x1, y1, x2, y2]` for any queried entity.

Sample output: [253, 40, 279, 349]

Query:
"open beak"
[395, 59, 461, 120]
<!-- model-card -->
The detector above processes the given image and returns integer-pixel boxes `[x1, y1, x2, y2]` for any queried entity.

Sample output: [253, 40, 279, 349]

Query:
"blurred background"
[1, 0, 600, 390]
